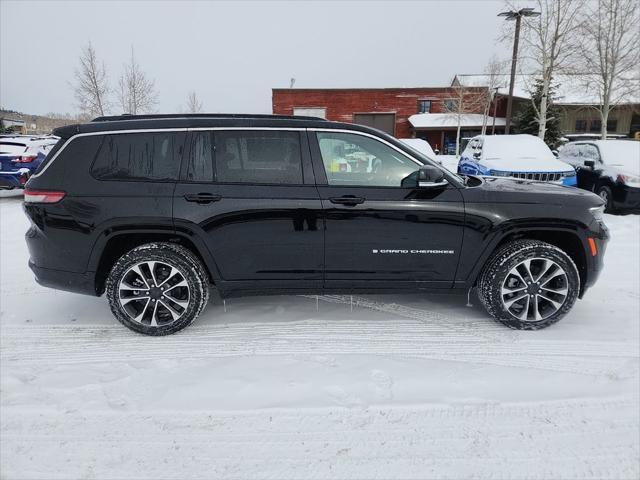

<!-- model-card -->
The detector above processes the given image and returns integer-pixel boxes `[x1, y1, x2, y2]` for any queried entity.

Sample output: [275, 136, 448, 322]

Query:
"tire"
[105, 242, 210, 335]
[597, 185, 614, 213]
[478, 239, 580, 330]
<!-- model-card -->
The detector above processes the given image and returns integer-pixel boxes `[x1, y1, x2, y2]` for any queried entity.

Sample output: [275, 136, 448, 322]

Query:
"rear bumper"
[28, 261, 98, 296]
[0, 171, 29, 189]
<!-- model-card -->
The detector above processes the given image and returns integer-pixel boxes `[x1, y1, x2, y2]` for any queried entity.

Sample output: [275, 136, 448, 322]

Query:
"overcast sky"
[1, 0, 510, 116]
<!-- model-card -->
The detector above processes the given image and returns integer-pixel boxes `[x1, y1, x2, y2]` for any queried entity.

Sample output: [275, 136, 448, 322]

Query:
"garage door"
[353, 113, 396, 136]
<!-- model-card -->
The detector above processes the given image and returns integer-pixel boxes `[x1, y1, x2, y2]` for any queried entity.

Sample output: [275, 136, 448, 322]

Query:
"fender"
[87, 220, 224, 285]
[457, 218, 591, 289]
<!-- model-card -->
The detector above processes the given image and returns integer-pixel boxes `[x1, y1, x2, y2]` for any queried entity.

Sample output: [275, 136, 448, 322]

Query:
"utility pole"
[499, 7, 540, 134]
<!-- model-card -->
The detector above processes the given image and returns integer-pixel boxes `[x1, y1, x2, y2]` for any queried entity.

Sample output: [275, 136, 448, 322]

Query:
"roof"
[409, 113, 506, 129]
[454, 73, 640, 105]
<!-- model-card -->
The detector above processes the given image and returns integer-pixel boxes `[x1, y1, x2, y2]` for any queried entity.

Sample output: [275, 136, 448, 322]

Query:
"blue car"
[458, 134, 577, 186]
[0, 135, 59, 189]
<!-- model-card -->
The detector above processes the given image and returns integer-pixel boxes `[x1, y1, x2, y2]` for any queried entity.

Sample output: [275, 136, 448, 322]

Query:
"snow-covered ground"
[1, 189, 639, 479]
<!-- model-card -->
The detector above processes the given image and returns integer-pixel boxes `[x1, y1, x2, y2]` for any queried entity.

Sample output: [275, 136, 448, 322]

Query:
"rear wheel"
[478, 240, 580, 330]
[106, 242, 209, 335]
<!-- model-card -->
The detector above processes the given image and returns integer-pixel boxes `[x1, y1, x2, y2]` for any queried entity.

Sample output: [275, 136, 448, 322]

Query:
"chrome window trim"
[32, 126, 424, 180]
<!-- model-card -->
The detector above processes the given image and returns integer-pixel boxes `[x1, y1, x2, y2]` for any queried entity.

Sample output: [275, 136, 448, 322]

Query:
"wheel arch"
[468, 226, 588, 296]
[90, 227, 220, 295]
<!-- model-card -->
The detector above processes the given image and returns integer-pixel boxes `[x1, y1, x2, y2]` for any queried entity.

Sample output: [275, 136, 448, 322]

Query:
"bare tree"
[480, 56, 507, 135]
[443, 84, 486, 157]
[517, 0, 582, 140]
[578, 0, 639, 139]
[185, 91, 203, 113]
[73, 42, 109, 117]
[117, 47, 158, 115]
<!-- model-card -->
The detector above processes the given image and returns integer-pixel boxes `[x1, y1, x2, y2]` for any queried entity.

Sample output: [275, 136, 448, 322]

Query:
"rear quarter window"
[91, 132, 183, 181]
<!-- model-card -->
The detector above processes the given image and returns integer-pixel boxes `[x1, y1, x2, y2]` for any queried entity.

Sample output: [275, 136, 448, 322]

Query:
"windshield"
[0, 142, 27, 156]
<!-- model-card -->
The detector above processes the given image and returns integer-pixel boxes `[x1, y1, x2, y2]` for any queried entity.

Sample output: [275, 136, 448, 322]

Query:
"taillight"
[12, 155, 37, 163]
[23, 189, 66, 204]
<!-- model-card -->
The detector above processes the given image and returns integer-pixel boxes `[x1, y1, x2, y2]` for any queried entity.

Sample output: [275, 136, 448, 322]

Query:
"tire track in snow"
[2, 319, 637, 377]
[2, 396, 638, 480]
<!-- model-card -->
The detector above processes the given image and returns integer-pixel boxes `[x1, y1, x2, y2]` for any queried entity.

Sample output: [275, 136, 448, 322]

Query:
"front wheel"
[597, 185, 614, 213]
[106, 242, 209, 335]
[478, 240, 580, 330]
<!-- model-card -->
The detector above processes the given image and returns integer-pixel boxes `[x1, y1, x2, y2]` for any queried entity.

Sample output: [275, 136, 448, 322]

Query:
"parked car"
[558, 140, 640, 212]
[0, 135, 59, 189]
[458, 134, 577, 186]
[399, 138, 443, 165]
[24, 114, 607, 335]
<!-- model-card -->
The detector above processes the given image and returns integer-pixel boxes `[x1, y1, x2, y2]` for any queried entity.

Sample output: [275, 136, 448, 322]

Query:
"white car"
[399, 138, 442, 165]
[458, 134, 577, 186]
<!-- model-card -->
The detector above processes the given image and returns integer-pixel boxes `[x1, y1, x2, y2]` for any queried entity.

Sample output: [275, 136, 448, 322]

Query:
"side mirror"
[551, 150, 559, 158]
[584, 160, 595, 169]
[418, 165, 447, 188]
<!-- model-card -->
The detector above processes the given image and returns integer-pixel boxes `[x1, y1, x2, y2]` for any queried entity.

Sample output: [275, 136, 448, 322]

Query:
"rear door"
[173, 128, 323, 291]
[309, 129, 465, 290]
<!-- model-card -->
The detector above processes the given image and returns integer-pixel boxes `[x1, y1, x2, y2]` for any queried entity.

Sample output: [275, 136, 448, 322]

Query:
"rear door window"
[91, 132, 182, 181]
[185, 130, 304, 185]
[215, 130, 303, 184]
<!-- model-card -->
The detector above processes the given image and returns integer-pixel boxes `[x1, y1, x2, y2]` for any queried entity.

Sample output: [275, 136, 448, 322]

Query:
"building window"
[444, 99, 458, 111]
[575, 119, 587, 132]
[417, 100, 432, 114]
[607, 118, 618, 132]
[590, 119, 602, 132]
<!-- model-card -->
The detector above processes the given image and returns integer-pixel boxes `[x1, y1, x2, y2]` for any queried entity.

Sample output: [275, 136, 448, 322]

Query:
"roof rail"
[91, 113, 327, 122]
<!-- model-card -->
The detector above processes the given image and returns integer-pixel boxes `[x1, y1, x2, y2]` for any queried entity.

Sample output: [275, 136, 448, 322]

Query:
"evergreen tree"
[514, 79, 563, 147]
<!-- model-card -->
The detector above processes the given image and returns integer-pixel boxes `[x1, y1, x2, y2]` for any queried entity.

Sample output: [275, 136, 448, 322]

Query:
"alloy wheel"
[500, 257, 568, 322]
[118, 261, 191, 327]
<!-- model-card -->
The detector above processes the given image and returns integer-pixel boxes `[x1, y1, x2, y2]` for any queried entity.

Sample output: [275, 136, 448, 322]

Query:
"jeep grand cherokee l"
[23, 114, 609, 335]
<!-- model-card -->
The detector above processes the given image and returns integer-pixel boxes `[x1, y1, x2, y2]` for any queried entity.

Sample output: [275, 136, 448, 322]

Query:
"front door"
[173, 129, 323, 291]
[309, 129, 465, 290]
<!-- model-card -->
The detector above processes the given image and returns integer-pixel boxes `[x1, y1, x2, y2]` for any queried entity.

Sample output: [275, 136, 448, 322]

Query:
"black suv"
[24, 114, 609, 335]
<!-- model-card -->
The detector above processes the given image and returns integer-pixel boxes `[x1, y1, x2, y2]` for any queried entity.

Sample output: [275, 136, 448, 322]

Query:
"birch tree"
[117, 48, 158, 115]
[443, 85, 486, 157]
[518, 0, 582, 140]
[579, 0, 639, 139]
[480, 56, 507, 135]
[185, 91, 203, 113]
[73, 42, 109, 117]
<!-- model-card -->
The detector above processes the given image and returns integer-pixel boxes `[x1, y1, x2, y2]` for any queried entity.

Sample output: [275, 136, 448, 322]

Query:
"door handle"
[329, 196, 365, 206]
[184, 193, 222, 204]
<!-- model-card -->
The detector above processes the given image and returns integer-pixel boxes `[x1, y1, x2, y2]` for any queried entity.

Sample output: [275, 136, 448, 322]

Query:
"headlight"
[589, 205, 605, 221]
[563, 170, 576, 177]
[617, 174, 640, 187]
[488, 170, 509, 177]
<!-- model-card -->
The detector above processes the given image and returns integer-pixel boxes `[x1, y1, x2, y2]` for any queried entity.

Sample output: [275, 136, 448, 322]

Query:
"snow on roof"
[454, 74, 640, 106]
[409, 113, 506, 129]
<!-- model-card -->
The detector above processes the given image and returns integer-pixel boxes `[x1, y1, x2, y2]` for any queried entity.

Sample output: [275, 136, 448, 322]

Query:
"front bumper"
[613, 185, 640, 212]
[580, 218, 609, 296]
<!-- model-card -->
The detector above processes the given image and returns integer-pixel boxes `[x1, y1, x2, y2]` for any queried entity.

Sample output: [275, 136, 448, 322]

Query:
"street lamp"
[498, 7, 540, 134]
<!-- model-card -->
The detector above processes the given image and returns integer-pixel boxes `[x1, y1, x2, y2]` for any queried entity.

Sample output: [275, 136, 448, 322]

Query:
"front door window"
[316, 132, 421, 188]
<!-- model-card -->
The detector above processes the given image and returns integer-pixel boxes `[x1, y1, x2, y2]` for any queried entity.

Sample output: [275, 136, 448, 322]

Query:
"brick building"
[272, 86, 511, 154]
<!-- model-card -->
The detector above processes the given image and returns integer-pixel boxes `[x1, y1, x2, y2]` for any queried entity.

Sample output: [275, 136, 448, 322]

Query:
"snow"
[595, 140, 640, 176]
[399, 138, 436, 158]
[454, 73, 640, 106]
[409, 113, 506, 129]
[1, 189, 639, 479]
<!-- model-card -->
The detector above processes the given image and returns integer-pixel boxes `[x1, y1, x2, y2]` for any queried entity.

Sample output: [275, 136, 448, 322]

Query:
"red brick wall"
[272, 87, 490, 138]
